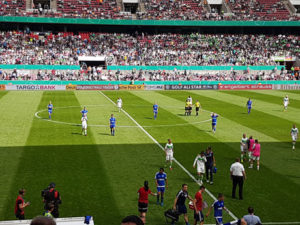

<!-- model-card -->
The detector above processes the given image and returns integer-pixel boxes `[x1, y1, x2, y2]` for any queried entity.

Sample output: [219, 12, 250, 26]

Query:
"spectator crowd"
[0, 0, 299, 21]
[0, 31, 299, 67]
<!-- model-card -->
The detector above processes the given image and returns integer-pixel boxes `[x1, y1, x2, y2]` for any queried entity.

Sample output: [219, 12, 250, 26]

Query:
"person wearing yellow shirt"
[195, 100, 201, 116]
[185, 100, 189, 116]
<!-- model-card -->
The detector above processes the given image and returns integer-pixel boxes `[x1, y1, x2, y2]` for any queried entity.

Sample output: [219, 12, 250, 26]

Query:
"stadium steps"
[25, 0, 31, 10]
[50, 0, 58, 11]
[284, 0, 296, 14]
[116, 0, 123, 11]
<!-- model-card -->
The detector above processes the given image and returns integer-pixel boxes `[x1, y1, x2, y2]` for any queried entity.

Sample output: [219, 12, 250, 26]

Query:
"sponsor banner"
[0, 84, 5, 90]
[144, 85, 164, 90]
[165, 85, 218, 90]
[75, 85, 119, 90]
[6, 85, 66, 91]
[119, 85, 144, 90]
[66, 84, 77, 90]
[218, 84, 272, 90]
[273, 84, 300, 90]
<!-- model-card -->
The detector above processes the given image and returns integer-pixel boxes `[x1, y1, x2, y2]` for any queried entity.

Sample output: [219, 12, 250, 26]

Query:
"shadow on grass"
[1, 142, 300, 223]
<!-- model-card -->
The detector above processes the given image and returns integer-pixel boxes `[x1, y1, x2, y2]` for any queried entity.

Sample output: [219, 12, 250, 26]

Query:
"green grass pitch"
[0, 90, 299, 224]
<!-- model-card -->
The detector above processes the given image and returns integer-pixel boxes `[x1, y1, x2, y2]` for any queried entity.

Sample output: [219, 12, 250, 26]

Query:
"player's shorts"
[212, 123, 217, 127]
[176, 204, 187, 215]
[284, 103, 288, 107]
[153, 111, 158, 114]
[240, 145, 248, 152]
[292, 135, 298, 142]
[166, 152, 173, 161]
[117, 104, 122, 108]
[215, 217, 223, 225]
[110, 125, 115, 129]
[157, 187, 165, 193]
[197, 165, 205, 174]
[188, 107, 192, 111]
[48, 110, 52, 114]
[196, 107, 200, 112]
[252, 155, 260, 161]
[138, 202, 148, 213]
[82, 123, 87, 129]
[248, 151, 253, 159]
[194, 210, 204, 222]
[185, 107, 189, 111]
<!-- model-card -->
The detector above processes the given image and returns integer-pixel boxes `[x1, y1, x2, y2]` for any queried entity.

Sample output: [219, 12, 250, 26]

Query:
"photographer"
[42, 183, 61, 218]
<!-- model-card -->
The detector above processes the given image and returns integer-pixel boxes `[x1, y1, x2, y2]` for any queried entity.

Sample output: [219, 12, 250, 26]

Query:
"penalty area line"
[99, 91, 238, 221]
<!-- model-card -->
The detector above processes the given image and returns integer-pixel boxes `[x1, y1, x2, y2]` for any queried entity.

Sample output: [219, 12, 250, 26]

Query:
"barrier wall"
[1, 81, 299, 90]
[0, 65, 80, 70]
[1, 16, 300, 27]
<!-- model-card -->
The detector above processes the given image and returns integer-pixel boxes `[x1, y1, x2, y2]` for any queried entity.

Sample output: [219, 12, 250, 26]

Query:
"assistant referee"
[230, 158, 246, 200]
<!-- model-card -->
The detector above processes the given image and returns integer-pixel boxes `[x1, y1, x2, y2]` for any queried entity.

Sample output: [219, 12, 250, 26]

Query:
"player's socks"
[257, 166, 259, 170]
[185, 222, 190, 225]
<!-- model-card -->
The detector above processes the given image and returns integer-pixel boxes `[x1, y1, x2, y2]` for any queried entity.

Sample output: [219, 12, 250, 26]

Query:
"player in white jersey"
[193, 151, 207, 185]
[283, 95, 289, 111]
[187, 96, 193, 104]
[81, 115, 88, 136]
[291, 124, 298, 150]
[117, 98, 123, 112]
[240, 133, 248, 163]
[165, 139, 174, 170]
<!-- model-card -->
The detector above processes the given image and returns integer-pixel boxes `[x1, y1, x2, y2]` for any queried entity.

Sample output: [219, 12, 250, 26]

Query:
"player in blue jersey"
[153, 103, 158, 120]
[110, 114, 116, 136]
[206, 193, 229, 225]
[211, 113, 219, 134]
[81, 106, 88, 117]
[246, 98, 252, 114]
[47, 101, 53, 119]
[155, 168, 168, 206]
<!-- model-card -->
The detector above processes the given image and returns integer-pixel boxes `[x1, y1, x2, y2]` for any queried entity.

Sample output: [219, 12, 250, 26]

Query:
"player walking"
[153, 103, 158, 120]
[240, 134, 248, 163]
[195, 100, 201, 116]
[193, 151, 207, 185]
[249, 139, 260, 170]
[165, 139, 174, 170]
[193, 186, 205, 225]
[206, 193, 229, 225]
[137, 181, 157, 224]
[47, 101, 53, 119]
[211, 113, 219, 133]
[81, 106, 88, 117]
[283, 95, 289, 111]
[291, 124, 298, 150]
[110, 114, 116, 136]
[81, 115, 88, 136]
[117, 98, 123, 112]
[187, 96, 193, 104]
[155, 168, 168, 206]
[246, 98, 252, 114]
[248, 136, 254, 162]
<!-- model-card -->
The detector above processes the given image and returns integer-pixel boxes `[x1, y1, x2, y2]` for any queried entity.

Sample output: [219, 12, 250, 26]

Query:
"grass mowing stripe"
[0, 91, 43, 219]
[247, 90, 300, 101]
[222, 90, 300, 110]
[131, 91, 277, 143]
[187, 90, 299, 141]
[100, 91, 238, 221]
[2, 91, 122, 225]
[104, 91, 300, 222]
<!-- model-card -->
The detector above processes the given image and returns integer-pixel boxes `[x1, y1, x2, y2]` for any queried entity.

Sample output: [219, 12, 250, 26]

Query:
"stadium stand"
[0, 31, 298, 66]
[0, 0, 299, 20]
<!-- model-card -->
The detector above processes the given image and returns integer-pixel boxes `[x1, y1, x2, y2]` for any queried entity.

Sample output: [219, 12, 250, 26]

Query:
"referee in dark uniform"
[173, 184, 193, 225]
[230, 158, 246, 200]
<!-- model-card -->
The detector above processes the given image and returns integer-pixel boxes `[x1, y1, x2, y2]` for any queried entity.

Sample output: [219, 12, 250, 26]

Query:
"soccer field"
[0, 90, 299, 225]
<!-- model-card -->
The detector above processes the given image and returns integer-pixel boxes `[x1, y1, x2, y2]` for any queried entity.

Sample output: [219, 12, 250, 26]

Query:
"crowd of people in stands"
[0, 31, 299, 67]
[0, 67, 298, 81]
[0, 0, 299, 21]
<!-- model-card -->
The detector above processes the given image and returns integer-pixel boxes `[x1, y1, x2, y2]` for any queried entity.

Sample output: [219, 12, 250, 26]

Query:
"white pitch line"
[99, 91, 238, 221]
[34, 107, 211, 128]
